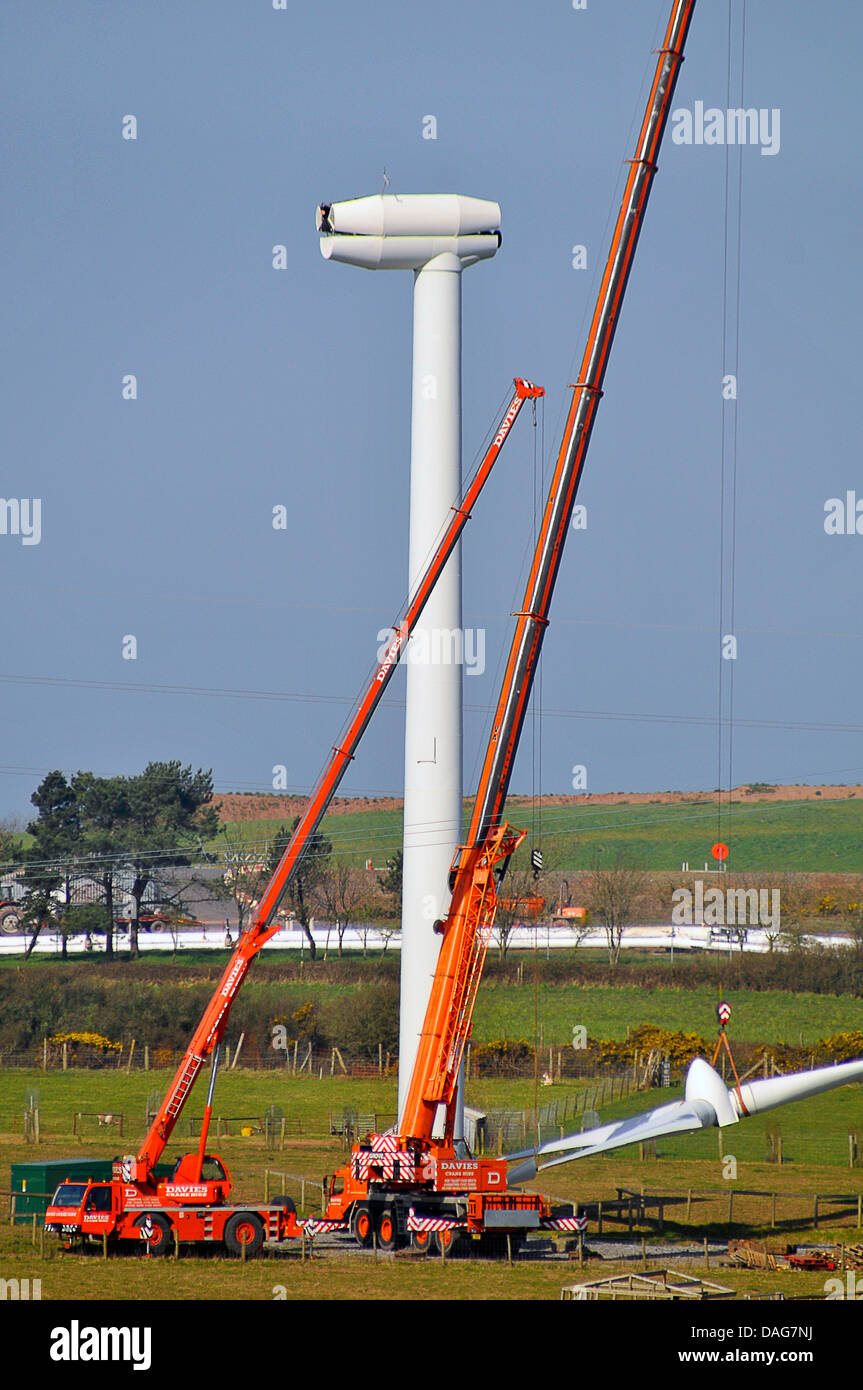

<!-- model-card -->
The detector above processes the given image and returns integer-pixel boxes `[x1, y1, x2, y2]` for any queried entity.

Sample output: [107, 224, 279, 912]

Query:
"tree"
[19, 771, 84, 958]
[493, 867, 544, 960]
[122, 762, 219, 958]
[376, 850, 403, 918]
[313, 863, 372, 958]
[583, 853, 647, 967]
[71, 772, 130, 961]
[271, 819, 332, 961]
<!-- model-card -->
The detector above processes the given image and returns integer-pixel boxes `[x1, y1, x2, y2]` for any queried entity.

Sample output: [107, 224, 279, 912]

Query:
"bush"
[318, 983, 399, 1059]
[472, 1039, 535, 1076]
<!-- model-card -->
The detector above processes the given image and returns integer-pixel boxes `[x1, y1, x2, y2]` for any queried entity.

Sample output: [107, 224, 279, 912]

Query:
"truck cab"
[45, 1180, 117, 1244]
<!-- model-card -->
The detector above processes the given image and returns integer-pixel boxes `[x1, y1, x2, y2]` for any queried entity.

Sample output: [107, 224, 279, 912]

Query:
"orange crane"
[318, 0, 697, 1254]
[43, 380, 540, 1257]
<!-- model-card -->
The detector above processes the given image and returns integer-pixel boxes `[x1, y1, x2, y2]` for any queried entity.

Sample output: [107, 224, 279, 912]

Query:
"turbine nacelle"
[317, 193, 501, 270]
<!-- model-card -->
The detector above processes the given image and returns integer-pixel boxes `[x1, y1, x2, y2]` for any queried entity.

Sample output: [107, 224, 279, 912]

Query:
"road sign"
[711, 842, 729, 862]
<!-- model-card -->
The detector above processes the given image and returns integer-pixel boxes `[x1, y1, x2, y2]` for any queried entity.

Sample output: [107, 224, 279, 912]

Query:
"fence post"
[686, 1188, 692, 1221]
[42, 1039, 47, 1071]
[280, 1117, 286, 1151]
[858, 1195, 862, 1230]
[144, 1044, 149, 1071]
[813, 1195, 819, 1229]
[62, 1043, 68, 1071]
[264, 1171, 270, 1203]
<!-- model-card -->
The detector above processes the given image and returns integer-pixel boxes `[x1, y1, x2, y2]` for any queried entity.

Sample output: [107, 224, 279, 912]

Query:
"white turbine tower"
[316, 194, 501, 1131]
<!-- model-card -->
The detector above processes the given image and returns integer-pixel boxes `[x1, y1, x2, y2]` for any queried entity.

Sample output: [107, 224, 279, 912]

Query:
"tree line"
[1, 765, 404, 962]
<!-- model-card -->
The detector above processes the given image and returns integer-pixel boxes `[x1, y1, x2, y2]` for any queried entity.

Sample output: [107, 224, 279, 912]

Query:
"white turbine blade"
[733, 1056, 863, 1117]
[506, 1055, 863, 1181]
[506, 1097, 717, 1180]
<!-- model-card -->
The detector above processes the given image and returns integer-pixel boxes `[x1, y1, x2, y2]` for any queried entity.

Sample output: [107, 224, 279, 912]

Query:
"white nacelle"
[317, 193, 500, 238]
[317, 193, 501, 271]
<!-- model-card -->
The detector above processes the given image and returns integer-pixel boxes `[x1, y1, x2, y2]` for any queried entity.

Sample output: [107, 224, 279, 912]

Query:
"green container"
[10, 1159, 174, 1223]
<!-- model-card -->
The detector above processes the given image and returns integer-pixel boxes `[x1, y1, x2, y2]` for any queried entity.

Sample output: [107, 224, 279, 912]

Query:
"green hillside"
[218, 795, 863, 874]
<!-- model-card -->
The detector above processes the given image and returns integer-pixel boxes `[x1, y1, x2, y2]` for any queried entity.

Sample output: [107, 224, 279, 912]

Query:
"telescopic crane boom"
[399, 0, 697, 1146]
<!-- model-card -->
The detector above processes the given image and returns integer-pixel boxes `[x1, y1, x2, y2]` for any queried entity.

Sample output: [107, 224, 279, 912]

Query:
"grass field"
[217, 795, 863, 873]
[2, 1067, 863, 1302]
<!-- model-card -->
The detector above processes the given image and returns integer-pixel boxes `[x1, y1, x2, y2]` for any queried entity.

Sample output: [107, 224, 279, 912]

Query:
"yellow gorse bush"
[48, 1031, 122, 1051]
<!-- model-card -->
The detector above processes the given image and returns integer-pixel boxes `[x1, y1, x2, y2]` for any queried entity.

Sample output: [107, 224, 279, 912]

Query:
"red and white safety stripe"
[407, 1210, 461, 1233]
[369, 1132, 399, 1152]
[354, 1152, 417, 1182]
[301, 1219, 349, 1238]
[542, 1215, 588, 1233]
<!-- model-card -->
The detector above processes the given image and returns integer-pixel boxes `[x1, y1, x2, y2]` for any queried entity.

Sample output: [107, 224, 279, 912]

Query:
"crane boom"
[400, 0, 696, 1144]
[135, 378, 542, 1177]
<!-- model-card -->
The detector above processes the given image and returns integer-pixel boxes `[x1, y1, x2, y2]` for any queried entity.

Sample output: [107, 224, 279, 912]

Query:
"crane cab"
[157, 1153, 232, 1205]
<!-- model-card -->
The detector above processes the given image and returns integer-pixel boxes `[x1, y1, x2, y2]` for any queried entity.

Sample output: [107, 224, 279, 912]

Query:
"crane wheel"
[377, 1208, 398, 1251]
[271, 1195, 296, 1214]
[135, 1212, 173, 1257]
[351, 1204, 373, 1248]
[410, 1228, 433, 1255]
[224, 1211, 265, 1258]
[433, 1227, 463, 1257]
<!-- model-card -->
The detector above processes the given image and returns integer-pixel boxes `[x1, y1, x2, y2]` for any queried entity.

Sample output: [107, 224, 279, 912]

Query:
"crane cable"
[716, 0, 747, 854]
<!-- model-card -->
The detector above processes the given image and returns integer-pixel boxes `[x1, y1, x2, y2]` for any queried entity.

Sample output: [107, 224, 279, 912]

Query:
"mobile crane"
[44, 380, 540, 1257]
[313, 0, 697, 1254]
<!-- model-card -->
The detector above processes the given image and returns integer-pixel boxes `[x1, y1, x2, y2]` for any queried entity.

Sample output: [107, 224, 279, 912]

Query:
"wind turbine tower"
[316, 193, 501, 1129]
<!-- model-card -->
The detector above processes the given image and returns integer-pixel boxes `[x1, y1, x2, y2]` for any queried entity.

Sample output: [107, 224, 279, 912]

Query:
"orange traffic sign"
[711, 842, 729, 862]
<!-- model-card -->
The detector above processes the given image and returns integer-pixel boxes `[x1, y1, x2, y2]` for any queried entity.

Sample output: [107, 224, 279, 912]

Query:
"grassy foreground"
[2, 1069, 863, 1301]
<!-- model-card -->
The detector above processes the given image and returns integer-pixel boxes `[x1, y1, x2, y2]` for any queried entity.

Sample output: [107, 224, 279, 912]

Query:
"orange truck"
[44, 1155, 303, 1257]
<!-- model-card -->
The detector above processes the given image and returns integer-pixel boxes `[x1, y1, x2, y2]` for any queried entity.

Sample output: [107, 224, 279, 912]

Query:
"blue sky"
[2, 0, 862, 826]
